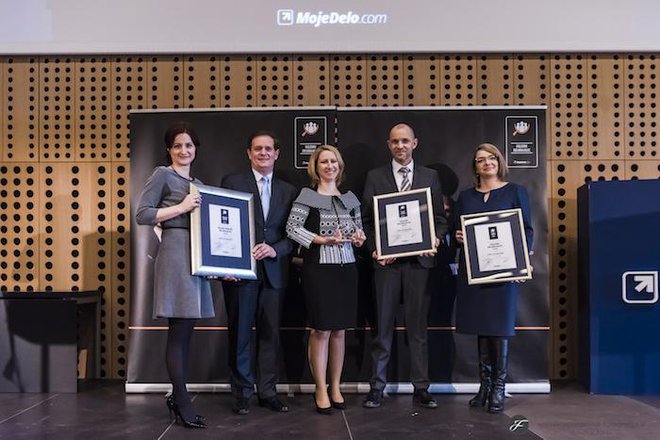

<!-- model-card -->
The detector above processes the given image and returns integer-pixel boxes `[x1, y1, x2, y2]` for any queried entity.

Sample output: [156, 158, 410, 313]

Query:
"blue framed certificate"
[460, 208, 532, 285]
[373, 187, 437, 259]
[189, 183, 257, 279]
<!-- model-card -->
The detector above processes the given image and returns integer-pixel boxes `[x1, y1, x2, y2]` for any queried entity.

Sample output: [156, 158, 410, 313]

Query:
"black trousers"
[223, 278, 283, 400]
[370, 260, 431, 391]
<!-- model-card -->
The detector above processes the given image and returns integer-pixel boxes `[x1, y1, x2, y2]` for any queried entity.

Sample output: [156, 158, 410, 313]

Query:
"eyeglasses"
[475, 155, 497, 165]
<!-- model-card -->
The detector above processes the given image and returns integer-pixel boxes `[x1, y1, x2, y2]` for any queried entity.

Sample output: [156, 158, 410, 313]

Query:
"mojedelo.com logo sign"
[622, 271, 658, 304]
[277, 9, 388, 27]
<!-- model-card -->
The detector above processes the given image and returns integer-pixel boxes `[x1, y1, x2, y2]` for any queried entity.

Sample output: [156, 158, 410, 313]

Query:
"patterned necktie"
[398, 167, 411, 191]
[260, 176, 270, 219]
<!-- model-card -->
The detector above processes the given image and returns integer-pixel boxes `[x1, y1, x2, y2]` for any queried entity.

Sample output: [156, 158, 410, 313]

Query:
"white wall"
[0, 0, 658, 54]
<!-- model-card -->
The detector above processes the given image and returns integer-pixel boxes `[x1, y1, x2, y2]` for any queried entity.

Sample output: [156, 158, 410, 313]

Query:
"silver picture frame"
[373, 187, 437, 259]
[460, 208, 532, 285]
[189, 183, 257, 279]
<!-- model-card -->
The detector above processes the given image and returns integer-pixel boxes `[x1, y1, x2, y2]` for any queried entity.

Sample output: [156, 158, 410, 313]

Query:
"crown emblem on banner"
[301, 121, 320, 136]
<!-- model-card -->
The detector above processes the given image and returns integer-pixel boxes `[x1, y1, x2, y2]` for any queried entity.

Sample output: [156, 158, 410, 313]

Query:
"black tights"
[166, 318, 196, 421]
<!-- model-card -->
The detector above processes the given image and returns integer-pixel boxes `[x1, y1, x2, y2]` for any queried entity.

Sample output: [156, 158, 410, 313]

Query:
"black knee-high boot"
[488, 337, 508, 414]
[469, 336, 492, 407]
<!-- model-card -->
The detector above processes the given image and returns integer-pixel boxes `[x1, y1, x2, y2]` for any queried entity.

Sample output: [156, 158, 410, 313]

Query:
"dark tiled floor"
[1, 381, 659, 439]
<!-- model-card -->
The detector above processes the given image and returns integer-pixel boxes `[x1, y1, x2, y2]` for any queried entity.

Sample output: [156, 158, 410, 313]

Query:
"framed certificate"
[460, 208, 532, 285]
[374, 187, 437, 259]
[189, 183, 257, 279]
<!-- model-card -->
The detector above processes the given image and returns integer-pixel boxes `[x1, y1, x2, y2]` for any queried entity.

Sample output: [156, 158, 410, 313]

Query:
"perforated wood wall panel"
[293, 56, 330, 106]
[110, 163, 130, 378]
[477, 55, 513, 105]
[183, 56, 220, 109]
[75, 57, 111, 161]
[403, 55, 439, 106]
[148, 57, 183, 110]
[111, 56, 146, 160]
[256, 56, 293, 107]
[331, 55, 367, 107]
[512, 55, 549, 106]
[440, 55, 477, 106]
[220, 56, 255, 107]
[3, 58, 39, 161]
[624, 55, 658, 159]
[0, 164, 38, 290]
[1, 53, 658, 380]
[367, 55, 403, 106]
[40, 57, 74, 161]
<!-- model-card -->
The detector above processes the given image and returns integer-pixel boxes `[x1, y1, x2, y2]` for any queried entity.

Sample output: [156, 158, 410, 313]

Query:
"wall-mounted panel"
[330, 56, 367, 107]
[439, 55, 477, 106]
[366, 55, 403, 107]
[0, 163, 39, 291]
[0, 54, 657, 380]
[183, 56, 220, 109]
[623, 55, 658, 159]
[293, 55, 330, 107]
[75, 57, 111, 161]
[3, 58, 39, 162]
[111, 57, 147, 161]
[39, 57, 74, 161]
[550, 55, 588, 159]
[403, 55, 440, 106]
[256, 56, 293, 107]
[477, 55, 514, 105]
[220, 56, 256, 108]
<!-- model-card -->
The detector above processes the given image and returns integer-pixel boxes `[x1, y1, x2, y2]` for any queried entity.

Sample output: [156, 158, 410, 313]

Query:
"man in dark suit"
[361, 123, 447, 409]
[221, 131, 298, 415]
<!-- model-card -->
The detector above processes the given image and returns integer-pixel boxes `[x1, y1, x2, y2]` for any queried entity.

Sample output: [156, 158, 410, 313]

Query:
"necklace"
[170, 166, 193, 182]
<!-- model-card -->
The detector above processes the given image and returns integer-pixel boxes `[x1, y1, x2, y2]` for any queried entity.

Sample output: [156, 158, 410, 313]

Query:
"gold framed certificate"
[189, 183, 257, 279]
[460, 208, 532, 285]
[373, 187, 437, 259]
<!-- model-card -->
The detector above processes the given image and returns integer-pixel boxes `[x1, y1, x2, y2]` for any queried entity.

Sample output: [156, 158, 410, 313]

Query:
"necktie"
[260, 176, 270, 219]
[399, 167, 411, 191]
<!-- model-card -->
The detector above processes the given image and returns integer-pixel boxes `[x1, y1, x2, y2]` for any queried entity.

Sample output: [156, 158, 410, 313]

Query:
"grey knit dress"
[136, 166, 214, 319]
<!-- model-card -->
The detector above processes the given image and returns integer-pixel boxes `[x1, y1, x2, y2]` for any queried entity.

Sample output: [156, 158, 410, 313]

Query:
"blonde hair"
[472, 143, 508, 187]
[308, 145, 345, 187]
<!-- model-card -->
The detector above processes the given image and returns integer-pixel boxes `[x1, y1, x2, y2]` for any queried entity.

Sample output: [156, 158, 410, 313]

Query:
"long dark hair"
[164, 122, 201, 165]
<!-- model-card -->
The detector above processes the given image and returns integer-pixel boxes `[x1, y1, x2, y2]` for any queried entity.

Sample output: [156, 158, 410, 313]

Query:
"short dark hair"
[247, 130, 280, 150]
[164, 122, 201, 165]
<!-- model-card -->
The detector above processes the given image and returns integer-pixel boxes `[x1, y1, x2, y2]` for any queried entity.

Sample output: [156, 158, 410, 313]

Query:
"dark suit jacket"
[221, 171, 298, 289]
[361, 163, 447, 269]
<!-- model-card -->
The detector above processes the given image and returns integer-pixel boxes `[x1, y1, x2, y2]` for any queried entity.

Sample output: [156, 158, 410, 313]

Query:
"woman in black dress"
[136, 122, 213, 428]
[454, 143, 533, 414]
[286, 145, 366, 414]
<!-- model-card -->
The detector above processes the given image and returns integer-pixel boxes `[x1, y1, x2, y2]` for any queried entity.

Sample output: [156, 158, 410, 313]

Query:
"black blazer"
[361, 163, 447, 269]
[221, 171, 298, 289]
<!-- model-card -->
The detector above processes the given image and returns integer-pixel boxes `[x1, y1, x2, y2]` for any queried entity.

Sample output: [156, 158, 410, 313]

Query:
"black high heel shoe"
[330, 397, 346, 410]
[328, 386, 346, 410]
[166, 395, 206, 423]
[165, 395, 207, 428]
[313, 395, 332, 415]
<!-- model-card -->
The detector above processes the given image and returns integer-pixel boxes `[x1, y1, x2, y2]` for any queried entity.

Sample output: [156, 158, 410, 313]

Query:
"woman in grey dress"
[136, 122, 213, 428]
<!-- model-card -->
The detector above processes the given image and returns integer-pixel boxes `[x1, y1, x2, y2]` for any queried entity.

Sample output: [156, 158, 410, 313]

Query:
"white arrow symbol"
[634, 275, 655, 293]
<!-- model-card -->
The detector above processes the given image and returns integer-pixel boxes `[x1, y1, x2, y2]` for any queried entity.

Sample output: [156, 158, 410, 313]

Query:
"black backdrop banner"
[127, 106, 548, 392]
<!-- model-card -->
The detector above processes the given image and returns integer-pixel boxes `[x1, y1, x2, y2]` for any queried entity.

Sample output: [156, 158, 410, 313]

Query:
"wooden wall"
[1, 54, 658, 379]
